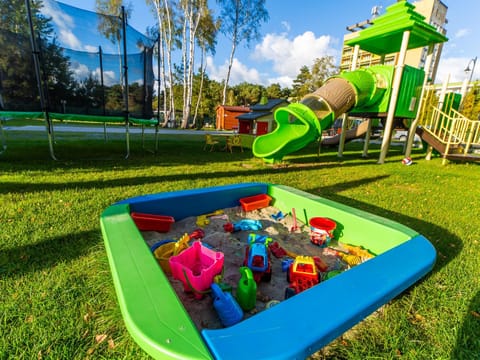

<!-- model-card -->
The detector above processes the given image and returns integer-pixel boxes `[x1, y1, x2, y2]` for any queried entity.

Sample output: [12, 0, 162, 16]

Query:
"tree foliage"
[291, 56, 337, 101]
[291, 65, 312, 101]
[0, 0, 74, 110]
[461, 82, 480, 120]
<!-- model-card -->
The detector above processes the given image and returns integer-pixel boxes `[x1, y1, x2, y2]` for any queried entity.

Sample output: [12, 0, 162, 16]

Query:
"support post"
[121, 6, 130, 159]
[155, 36, 161, 152]
[0, 119, 6, 155]
[337, 44, 360, 158]
[337, 113, 348, 158]
[362, 118, 372, 157]
[378, 30, 410, 164]
[405, 44, 434, 158]
[26, 0, 57, 160]
[99, 46, 108, 142]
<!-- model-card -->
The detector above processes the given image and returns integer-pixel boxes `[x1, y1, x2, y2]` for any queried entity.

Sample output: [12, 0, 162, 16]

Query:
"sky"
[49, 0, 479, 88]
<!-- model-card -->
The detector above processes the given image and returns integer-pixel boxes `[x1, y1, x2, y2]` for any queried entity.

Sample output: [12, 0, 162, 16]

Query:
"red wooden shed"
[215, 105, 250, 130]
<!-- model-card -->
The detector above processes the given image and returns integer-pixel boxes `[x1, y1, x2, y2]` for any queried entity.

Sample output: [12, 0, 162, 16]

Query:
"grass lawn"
[1, 128, 479, 359]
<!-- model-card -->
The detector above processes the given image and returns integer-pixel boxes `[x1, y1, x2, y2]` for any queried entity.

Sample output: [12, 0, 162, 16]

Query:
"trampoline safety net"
[0, 0, 155, 119]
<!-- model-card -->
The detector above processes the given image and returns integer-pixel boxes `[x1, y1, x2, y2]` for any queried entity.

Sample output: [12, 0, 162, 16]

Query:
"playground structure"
[100, 182, 436, 359]
[253, 63, 425, 163]
[253, 1, 451, 164]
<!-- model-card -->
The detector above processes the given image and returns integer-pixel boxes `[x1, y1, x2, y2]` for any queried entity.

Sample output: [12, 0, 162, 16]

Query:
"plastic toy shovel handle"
[211, 282, 224, 300]
[211, 283, 243, 327]
[240, 266, 254, 281]
[237, 267, 257, 311]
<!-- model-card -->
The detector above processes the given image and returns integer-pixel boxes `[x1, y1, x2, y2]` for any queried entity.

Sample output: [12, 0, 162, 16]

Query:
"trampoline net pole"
[121, 6, 130, 159]
[25, 0, 57, 160]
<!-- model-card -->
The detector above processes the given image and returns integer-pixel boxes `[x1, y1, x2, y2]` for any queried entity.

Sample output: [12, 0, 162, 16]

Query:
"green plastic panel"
[100, 204, 213, 360]
[267, 184, 417, 255]
[394, 65, 425, 118]
[345, 0, 448, 55]
[346, 65, 424, 119]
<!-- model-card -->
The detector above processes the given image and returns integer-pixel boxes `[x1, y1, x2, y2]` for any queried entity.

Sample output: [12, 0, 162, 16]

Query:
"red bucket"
[309, 217, 336, 247]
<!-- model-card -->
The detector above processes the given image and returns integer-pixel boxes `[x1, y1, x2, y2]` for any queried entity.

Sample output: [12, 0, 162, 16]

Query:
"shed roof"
[216, 105, 250, 113]
[236, 111, 271, 120]
[345, 0, 447, 55]
[250, 99, 288, 111]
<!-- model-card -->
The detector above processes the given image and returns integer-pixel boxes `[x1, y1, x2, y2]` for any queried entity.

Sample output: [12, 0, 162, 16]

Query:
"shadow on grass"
[451, 290, 480, 359]
[2, 139, 461, 273]
[0, 230, 100, 278]
[0, 135, 405, 171]
[2, 135, 462, 267]
[302, 184, 463, 276]
[0, 155, 386, 194]
[0, 141, 407, 195]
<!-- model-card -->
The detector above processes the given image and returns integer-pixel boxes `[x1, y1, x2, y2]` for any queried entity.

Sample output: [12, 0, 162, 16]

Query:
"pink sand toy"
[169, 241, 224, 299]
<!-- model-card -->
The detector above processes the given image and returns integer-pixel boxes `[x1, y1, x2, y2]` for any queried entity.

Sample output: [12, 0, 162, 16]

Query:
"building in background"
[236, 99, 289, 135]
[215, 105, 250, 130]
[340, 0, 448, 83]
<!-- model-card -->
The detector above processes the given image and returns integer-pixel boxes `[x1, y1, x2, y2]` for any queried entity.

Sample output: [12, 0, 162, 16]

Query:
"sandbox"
[100, 182, 436, 359]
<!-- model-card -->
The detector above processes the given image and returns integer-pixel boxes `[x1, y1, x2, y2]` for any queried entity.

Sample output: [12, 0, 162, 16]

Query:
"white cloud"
[454, 28, 470, 39]
[41, 0, 83, 50]
[436, 56, 478, 84]
[266, 75, 295, 88]
[252, 31, 338, 87]
[69, 63, 117, 86]
[70, 62, 90, 80]
[84, 45, 99, 53]
[102, 71, 117, 86]
[92, 68, 116, 86]
[206, 56, 261, 85]
[58, 29, 82, 50]
[205, 31, 338, 88]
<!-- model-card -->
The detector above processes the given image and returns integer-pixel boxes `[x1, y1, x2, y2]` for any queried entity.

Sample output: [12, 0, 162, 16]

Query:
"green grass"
[1, 129, 479, 359]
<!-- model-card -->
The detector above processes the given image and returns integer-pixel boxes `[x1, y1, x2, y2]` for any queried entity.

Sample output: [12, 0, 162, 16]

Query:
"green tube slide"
[252, 103, 333, 163]
[252, 66, 390, 163]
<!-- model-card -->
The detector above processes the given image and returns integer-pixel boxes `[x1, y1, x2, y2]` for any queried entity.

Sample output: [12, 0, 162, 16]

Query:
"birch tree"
[192, 9, 217, 126]
[148, 0, 178, 127]
[178, 0, 208, 128]
[216, 0, 268, 105]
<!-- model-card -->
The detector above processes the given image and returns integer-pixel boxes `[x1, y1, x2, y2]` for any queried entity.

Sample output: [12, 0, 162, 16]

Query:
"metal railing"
[419, 104, 480, 163]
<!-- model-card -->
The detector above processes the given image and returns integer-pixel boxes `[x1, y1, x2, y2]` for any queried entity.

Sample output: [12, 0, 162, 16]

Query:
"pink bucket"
[169, 241, 224, 298]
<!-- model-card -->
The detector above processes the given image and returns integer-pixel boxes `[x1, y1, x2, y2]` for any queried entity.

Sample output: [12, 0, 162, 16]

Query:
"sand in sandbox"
[142, 205, 345, 330]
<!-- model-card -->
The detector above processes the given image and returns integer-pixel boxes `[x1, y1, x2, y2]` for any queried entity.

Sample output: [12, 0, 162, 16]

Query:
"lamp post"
[460, 57, 477, 110]
[464, 56, 477, 87]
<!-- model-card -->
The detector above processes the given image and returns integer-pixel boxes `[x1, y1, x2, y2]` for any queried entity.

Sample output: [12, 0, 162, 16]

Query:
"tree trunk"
[222, 39, 236, 105]
[221, 1, 239, 105]
[152, 1, 169, 127]
[193, 47, 206, 128]
[163, 0, 175, 128]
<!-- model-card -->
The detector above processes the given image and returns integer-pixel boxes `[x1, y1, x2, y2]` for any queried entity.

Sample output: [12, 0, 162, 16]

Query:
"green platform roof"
[345, 0, 448, 55]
